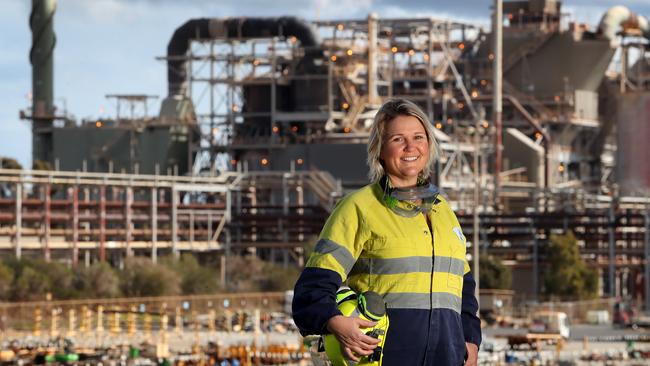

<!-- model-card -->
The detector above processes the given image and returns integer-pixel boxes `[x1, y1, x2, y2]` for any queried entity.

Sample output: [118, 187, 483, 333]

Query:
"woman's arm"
[461, 271, 482, 347]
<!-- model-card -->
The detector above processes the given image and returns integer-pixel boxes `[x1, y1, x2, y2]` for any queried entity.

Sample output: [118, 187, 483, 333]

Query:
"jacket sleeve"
[461, 271, 482, 346]
[291, 195, 369, 336]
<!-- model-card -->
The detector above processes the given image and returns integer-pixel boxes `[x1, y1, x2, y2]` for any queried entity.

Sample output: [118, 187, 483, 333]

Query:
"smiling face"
[379, 115, 430, 188]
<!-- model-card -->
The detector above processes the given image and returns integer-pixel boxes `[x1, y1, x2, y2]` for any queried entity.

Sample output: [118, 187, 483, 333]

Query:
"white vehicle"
[529, 311, 570, 339]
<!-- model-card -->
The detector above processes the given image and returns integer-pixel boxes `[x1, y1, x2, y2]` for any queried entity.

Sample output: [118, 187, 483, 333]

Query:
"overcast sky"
[2, 0, 650, 168]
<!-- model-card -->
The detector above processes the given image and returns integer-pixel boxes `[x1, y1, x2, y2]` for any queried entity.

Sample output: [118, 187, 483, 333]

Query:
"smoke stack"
[30, 0, 56, 164]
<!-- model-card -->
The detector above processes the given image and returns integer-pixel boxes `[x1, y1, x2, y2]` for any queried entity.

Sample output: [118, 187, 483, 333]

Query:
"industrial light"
[342, 102, 349, 109]
[346, 49, 353, 56]
[435, 122, 442, 129]
[558, 163, 565, 172]
[471, 90, 479, 98]
[391, 46, 398, 53]
[331, 55, 337, 62]
[457, 102, 465, 109]
[296, 158, 304, 165]
[261, 158, 269, 166]
[458, 43, 465, 50]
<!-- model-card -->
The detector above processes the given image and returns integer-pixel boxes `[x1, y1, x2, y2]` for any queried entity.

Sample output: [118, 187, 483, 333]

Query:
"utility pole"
[493, 0, 503, 207]
[473, 107, 485, 304]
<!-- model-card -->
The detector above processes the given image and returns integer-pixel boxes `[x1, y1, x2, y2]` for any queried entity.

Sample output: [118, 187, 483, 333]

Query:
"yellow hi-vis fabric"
[305, 182, 469, 313]
[324, 292, 389, 366]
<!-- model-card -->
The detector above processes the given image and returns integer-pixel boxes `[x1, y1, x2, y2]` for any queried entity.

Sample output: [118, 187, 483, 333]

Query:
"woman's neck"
[387, 175, 418, 189]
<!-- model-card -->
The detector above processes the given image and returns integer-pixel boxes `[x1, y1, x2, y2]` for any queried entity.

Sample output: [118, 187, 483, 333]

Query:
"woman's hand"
[464, 342, 478, 366]
[326, 315, 381, 361]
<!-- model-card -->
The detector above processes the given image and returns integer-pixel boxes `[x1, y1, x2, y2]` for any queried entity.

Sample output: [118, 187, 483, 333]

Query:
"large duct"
[30, 0, 56, 164]
[598, 5, 650, 42]
[165, 17, 322, 98]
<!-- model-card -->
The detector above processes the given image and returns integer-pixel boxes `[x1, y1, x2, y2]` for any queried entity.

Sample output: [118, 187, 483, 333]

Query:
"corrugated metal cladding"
[51, 125, 193, 175]
[246, 143, 370, 186]
[617, 92, 650, 196]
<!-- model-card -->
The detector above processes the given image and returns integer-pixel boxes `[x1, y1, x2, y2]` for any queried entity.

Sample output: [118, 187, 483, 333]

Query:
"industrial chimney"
[30, 0, 56, 165]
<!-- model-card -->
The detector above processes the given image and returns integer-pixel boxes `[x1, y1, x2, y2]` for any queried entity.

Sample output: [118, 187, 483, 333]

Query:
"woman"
[292, 99, 481, 365]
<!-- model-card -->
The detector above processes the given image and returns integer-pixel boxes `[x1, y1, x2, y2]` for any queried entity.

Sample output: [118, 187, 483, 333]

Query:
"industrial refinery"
[1, 0, 650, 364]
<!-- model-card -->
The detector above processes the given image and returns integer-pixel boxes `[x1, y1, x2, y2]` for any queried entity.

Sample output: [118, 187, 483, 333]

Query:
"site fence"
[0, 292, 287, 334]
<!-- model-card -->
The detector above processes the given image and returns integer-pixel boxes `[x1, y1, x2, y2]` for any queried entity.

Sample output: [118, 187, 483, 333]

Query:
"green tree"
[544, 231, 598, 300]
[0, 263, 14, 300]
[119, 257, 180, 297]
[37, 260, 77, 299]
[479, 255, 512, 290]
[0, 157, 22, 170]
[223, 255, 299, 292]
[73, 262, 121, 298]
[162, 254, 220, 295]
[32, 160, 52, 171]
[11, 266, 49, 301]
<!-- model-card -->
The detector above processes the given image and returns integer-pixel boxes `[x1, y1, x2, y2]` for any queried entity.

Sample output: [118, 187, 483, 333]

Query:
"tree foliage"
[479, 255, 512, 290]
[73, 262, 121, 298]
[162, 254, 220, 295]
[119, 257, 181, 297]
[0, 263, 14, 301]
[0, 157, 22, 170]
[543, 231, 598, 300]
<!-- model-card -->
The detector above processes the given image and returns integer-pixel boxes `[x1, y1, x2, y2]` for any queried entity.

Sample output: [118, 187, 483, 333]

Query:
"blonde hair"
[367, 98, 439, 182]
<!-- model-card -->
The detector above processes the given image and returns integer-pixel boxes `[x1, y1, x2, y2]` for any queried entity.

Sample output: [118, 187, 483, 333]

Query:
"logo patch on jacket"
[452, 227, 465, 246]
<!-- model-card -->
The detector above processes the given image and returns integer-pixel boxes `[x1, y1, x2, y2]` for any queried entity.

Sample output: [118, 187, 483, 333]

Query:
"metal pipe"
[476, 94, 551, 192]
[125, 186, 133, 257]
[44, 184, 50, 262]
[608, 196, 616, 297]
[99, 185, 106, 262]
[15, 183, 22, 259]
[166, 17, 322, 97]
[172, 187, 179, 258]
[493, 0, 503, 205]
[151, 187, 158, 263]
[473, 108, 481, 304]
[367, 13, 379, 105]
[30, 0, 56, 164]
[598, 6, 650, 42]
[643, 206, 650, 314]
[72, 185, 78, 266]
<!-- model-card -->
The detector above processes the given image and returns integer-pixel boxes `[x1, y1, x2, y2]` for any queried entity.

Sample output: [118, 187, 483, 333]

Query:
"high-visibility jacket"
[292, 182, 481, 365]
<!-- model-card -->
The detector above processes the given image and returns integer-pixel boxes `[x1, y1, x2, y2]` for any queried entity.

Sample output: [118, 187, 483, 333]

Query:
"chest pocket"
[365, 235, 418, 257]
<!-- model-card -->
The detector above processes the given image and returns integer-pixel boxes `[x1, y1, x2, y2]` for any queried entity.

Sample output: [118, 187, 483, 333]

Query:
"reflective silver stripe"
[436, 256, 466, 277]
[349, 256, 465, 277]
[383, 292, 462, 313]
[314, 238, 356, 274]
